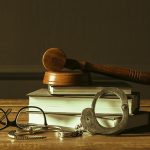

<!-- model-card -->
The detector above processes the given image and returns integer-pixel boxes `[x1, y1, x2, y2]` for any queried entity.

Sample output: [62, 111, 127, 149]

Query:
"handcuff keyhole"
[86, 117, 90, 121]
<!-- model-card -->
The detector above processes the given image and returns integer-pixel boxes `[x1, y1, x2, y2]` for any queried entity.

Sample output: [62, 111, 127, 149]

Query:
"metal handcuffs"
[8, 125, 83, 140]
[81, 87, 129, 135]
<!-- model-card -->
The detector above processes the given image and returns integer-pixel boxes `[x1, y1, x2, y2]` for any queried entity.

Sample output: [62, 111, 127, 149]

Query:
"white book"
[29, 112, 150, 130]
[28, 89, 140, 115]
[49, 80, 132, 95]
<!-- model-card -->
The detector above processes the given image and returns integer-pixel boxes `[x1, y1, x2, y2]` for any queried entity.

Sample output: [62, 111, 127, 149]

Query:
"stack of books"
[28, 80, 150, 131]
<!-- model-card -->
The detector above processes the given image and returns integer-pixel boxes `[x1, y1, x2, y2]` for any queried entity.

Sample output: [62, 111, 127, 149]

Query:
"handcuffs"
[8, 87, 129, 139]
[8, 125, 83, 140]
[81, 87, 129, 135]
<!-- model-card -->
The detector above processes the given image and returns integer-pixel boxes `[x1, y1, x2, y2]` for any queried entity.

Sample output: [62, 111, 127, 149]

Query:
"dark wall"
[0, 0, 150, 98]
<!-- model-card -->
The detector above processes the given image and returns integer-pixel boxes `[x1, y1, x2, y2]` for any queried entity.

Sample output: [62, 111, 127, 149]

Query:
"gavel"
[42, 48, 150, 85]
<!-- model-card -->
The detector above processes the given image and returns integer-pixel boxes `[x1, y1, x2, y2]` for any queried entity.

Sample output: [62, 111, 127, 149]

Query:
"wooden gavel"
[42, 48, 150, 85]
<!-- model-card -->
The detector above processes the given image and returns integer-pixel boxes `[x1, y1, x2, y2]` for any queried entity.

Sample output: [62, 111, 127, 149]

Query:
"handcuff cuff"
[8, 87, 129, 140]
[81, 87, 129, 135]
[8, 125, 83, 140]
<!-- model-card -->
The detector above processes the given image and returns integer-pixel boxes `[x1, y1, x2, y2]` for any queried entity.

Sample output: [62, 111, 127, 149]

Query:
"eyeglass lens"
[0, 109, 7, 129]
[16, 107, 46, 128]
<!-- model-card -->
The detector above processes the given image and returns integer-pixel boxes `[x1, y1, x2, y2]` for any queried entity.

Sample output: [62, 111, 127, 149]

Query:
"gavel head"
[42, 48, 66, 71]
[42, 48, 91, 86]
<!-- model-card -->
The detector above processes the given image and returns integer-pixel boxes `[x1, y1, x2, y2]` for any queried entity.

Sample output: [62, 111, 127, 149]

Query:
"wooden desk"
[0, 99, 150, 150]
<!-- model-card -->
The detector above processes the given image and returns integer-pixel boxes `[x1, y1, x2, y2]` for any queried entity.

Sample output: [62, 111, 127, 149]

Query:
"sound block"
[43, 71, 91, 86]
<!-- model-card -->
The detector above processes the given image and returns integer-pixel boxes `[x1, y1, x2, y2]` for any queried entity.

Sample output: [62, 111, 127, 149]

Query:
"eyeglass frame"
[0, 106, 48, 130]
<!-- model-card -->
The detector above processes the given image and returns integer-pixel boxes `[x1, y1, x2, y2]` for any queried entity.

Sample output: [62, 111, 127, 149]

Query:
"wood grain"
[0, 99, 150, 150]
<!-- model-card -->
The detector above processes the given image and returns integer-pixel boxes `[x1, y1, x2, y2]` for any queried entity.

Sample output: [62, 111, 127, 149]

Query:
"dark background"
[0, 0, 149, 98]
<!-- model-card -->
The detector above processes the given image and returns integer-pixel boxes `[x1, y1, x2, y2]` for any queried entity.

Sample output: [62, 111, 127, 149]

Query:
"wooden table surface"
[0, 99, 150, 150]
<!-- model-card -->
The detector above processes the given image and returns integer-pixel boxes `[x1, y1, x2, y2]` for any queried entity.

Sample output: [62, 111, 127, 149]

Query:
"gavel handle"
[66, 59, 150, 84]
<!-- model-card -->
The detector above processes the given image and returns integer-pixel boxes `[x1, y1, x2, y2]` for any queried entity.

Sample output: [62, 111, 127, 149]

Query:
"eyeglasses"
[0, 106, 84, 139]
[0, 106, 48, 130]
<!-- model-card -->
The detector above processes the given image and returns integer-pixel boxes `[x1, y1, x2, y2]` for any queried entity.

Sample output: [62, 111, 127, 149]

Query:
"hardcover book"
[29, 111, 150, 129]
[28, 89, 140, 115]
[49, 80, 132, 95]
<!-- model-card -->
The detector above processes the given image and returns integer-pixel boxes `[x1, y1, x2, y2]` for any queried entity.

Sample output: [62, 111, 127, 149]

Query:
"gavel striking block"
[42, 48, 150, 85]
